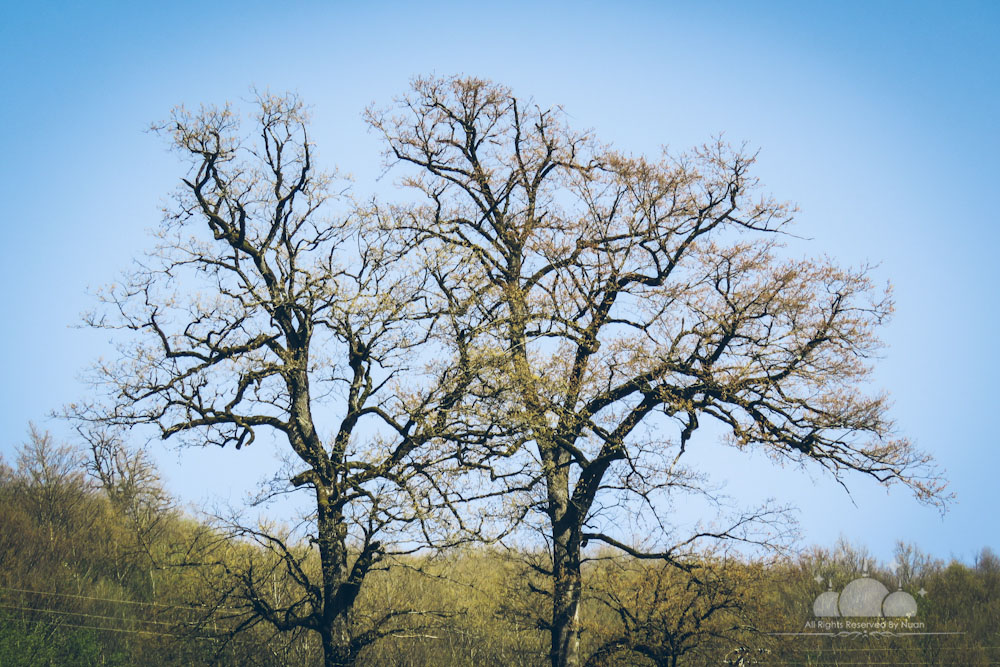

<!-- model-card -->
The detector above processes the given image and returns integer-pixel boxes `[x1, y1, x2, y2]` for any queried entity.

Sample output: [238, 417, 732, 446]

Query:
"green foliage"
[1, 429, 996, 665]
[0, 621, 118, 667]
[760, 541, 1000, 666]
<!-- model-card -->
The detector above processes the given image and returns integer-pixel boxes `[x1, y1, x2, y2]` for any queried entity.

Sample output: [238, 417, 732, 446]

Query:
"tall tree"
[14, 424, 90, 542]
[585, 553, 773, 667]
[368, 75, 946, 667]
[72, 93, 496, 666]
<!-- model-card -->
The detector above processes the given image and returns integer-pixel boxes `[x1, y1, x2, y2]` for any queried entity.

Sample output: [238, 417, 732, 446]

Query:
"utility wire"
[0, 602, 189, 627]
[0, 613, 201, 640]
[0, 585, 238, 612]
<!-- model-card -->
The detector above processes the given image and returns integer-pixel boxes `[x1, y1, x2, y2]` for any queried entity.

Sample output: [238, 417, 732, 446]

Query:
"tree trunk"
[320, 623, 353, 667]
[546, 446, 583, 667]
[316, 484, 353, 666]
[551, 520, 583, 667]
[511, 282, 586, 667]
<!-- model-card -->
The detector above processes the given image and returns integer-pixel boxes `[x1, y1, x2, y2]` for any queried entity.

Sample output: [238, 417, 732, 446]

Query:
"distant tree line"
[1, 427, 995, 665]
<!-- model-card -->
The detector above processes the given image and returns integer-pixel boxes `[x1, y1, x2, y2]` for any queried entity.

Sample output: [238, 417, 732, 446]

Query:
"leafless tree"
[80, 426, 172, 550]
[367, 75, 947, 667]
[585, 553, 773, 667]
[71, 93, 502, 666]
[13, 424, 91, 542]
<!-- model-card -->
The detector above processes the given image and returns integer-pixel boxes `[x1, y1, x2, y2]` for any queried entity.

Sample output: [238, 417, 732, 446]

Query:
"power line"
[0, 613, 202, 640]
[1, 612, 271, 649]
[0, 602, 187, 628]
[0, 585, 237, 612]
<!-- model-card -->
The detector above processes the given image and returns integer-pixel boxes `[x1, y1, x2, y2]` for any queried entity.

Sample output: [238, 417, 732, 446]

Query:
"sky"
[1, 0, 997, 563]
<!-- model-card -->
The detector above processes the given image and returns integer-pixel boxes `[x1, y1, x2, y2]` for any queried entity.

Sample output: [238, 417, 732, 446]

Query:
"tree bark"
[544, 441, 584, 667]
[316, 484, 353, 666]
[320, 624, 352, 667]
[550, 517, 583, 667]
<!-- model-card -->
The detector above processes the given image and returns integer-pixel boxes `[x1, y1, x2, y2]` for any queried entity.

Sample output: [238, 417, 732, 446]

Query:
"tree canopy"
[368, 75, 945, 667]
[66, 77, 945, 667]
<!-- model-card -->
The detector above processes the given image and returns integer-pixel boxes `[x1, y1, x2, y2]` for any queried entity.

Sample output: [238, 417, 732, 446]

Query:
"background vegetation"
[1, 427, 995, 665]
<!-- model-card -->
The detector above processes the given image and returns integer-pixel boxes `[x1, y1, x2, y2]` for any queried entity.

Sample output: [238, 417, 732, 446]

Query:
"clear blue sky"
[1, 0, 997, 563]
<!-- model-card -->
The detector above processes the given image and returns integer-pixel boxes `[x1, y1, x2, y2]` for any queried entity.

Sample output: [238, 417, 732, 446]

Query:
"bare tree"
[14, 424, 91, 542]
[76, 424, 175, 596]
[71, 93, 498, 666]
[367, 75, 946, 667]
[585, 553, 772, 667]
[81, 426, 171, 544]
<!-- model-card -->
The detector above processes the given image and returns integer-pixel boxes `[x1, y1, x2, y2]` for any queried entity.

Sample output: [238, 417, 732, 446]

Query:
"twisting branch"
[368, 75, 946, 667]
[70, 91, 514, 667]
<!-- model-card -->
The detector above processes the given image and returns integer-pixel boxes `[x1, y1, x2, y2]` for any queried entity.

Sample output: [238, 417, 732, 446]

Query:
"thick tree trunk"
[319, 623, 353, 667]
[545, 444, 584, 667]
[316, 484, 353, 667]
[551, 519, 583, 667]
[510, 281, 587, 667]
